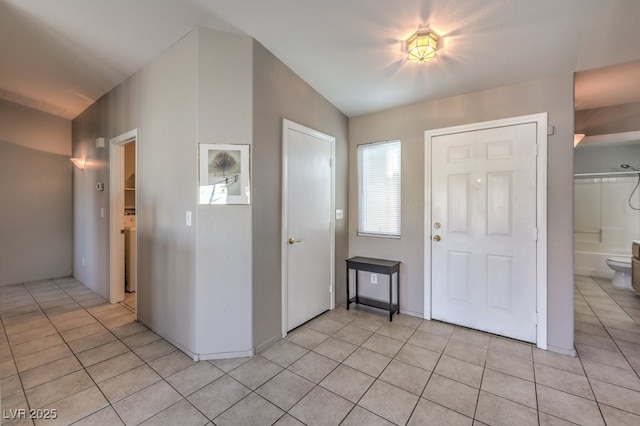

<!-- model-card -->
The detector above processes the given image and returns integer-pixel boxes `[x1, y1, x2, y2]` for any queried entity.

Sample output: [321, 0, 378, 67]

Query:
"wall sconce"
[70, 157, 86, 170]
[407, 30, 439, 63]
[574, 134, 585, 147]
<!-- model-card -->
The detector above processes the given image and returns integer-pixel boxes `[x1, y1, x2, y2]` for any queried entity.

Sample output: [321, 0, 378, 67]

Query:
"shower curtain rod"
[574, 171, 640, 178]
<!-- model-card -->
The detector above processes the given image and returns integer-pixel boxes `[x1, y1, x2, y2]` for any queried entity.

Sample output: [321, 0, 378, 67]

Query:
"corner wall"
[72, 30, 199, 353]
[0, 99, 72, 286]
[348, 74, 576, 354]
[72, 27, 261, 358]
[252, 41, 349, 352]
[195, 28, 253, 358]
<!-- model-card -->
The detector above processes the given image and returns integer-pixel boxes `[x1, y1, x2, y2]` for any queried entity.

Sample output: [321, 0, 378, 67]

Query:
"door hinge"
[533, 143, 539, 156]
[329, 285, 333, 294]
[329, 158, 333, 167]
[533, 228, 538, 241]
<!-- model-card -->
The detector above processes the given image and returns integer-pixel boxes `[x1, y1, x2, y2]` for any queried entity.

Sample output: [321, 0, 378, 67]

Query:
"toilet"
[606, 256, 632, 289]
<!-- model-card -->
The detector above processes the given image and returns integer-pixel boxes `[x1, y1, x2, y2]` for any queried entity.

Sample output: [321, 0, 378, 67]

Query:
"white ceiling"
[2, 0, 640, 120]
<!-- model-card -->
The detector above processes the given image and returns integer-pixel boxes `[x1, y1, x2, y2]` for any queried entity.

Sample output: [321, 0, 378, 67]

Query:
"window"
[357, 140, 401, 237]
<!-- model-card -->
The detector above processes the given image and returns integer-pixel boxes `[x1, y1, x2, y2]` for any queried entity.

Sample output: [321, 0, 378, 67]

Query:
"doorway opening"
[123, 141, 136, 312]
[109, 129, 138, 317]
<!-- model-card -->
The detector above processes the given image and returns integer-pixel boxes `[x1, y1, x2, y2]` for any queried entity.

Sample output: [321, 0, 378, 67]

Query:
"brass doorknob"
[288, 237, 297, 245]
[433, 235, 441, 242]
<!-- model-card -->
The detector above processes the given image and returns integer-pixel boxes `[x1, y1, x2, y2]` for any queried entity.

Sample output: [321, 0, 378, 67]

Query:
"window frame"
[356, 139, 402, 238]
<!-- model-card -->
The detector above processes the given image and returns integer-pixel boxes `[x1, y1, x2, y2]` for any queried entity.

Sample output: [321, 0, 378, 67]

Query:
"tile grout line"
[14, 278, 186, 425]
[27, 278, 129, 425]
[5, 276, 640, 424]
[285, 316, 368, 425]
[575, 278, 640, 421]
[0, 286, 33, 414]
[576, 280, 640, 374]
[281, 312, 440, 425]
[574, 282, 611, 425]
[51, 279, 209, 425]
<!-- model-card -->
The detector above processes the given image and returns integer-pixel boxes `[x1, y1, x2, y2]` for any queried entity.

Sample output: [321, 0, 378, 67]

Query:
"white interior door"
[283, 120, 335, 333]
[431, 123, 538, 343]
[109, 129, 137, 308]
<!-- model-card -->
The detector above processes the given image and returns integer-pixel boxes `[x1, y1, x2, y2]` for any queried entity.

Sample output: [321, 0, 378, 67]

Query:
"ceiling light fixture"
[70, 157, 86, 170]
[407, 30, 439, 63]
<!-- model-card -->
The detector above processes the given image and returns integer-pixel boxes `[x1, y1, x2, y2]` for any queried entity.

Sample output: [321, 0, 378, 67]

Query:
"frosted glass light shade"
[407, 31, 438, 63]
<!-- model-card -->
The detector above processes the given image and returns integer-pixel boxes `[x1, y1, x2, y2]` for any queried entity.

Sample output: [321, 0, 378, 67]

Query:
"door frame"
[109, 129, 138, 315]
[424, 113, 548, 349]
[281, 119, 336, 337]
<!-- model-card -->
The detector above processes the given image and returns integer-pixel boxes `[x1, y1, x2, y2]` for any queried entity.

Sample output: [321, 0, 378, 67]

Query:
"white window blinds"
[357, 140, 401, 238]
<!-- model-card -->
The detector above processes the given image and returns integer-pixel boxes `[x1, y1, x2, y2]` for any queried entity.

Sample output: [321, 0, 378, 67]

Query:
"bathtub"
[575, 250, 629, 278]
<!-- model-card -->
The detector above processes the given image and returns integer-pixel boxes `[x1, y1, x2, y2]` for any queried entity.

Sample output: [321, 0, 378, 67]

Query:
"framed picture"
[199, 144, 250, 205]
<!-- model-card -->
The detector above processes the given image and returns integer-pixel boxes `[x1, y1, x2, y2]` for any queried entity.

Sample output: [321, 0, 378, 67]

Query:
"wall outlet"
[371, 273, 377, 284]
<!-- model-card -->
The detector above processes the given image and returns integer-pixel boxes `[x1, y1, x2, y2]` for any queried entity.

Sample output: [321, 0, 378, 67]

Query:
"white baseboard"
[196, 349, 255, 361]
[254, 334, 282, 355]
[546, 344, 577, 357]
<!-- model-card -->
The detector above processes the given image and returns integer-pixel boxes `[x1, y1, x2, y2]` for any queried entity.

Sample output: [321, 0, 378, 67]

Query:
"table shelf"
[346, 256, 400, 321]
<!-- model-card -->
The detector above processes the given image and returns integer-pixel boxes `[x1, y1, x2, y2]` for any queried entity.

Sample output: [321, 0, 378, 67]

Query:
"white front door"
[282, 120, 335, 333]
[430, 122, 538, 343]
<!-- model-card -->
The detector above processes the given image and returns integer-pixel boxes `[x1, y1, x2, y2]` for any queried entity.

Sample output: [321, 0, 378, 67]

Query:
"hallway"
[1, 275, 640, 425]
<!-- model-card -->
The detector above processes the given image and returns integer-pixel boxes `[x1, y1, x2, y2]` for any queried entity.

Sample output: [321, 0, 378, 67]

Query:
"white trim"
[424, 113, 548, 350]
[196, 349, 256, 361]
[253, 334, 283, 355]
[135, 317, 253, 361]
[579, 130, 640, 146]
[547, 344, 577, 357]
[109, 129, 138, 316]
[281, 119, 336, 337]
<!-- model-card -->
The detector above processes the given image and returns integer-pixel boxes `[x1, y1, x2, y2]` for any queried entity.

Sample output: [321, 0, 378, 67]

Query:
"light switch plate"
[336, 209, 344, 220]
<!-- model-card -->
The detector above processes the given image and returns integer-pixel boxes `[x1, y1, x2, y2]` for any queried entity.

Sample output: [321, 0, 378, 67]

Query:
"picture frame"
[199, 143, 250, 205]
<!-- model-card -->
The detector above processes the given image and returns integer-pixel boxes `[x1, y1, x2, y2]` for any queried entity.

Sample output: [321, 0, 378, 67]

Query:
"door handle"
[432, 235, 441, 242]
[288, 237, 302, 245]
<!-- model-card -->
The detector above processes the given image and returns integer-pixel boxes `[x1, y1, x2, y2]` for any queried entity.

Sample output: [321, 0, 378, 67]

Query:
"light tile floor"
[1, 275, 640, 425]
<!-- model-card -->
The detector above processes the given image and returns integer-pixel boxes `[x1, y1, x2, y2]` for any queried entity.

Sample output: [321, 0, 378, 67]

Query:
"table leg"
[389, 272, 393, 322]
[346, 266, 350, 310]
[397, 270, 400, 315]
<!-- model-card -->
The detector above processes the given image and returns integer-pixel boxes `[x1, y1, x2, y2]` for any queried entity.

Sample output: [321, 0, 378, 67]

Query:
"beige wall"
[252, 41, 349, 351]
[195, 28, 253, 357]
[349, 74, 576, 355]
[73, 30, 200, 353]
[0, 99, 72, 286]
[70, 25, 574, 356]
[576, 101, 640, 135]
[74, 27, 348, 358]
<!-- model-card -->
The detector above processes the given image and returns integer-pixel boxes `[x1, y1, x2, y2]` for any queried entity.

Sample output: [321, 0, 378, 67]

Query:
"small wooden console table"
[346, 256, 400, 321]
